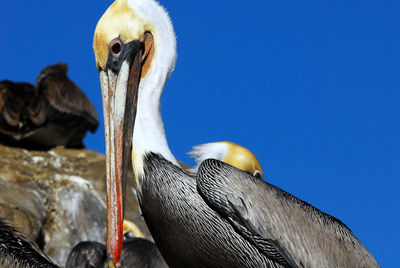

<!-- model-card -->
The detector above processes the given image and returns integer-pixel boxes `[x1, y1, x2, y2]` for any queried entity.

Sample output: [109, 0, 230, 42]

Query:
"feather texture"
[197, 159, 379, 268]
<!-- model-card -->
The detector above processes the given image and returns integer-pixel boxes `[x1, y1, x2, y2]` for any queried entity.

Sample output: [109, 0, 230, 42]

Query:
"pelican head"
[189, 141, 263, 179]
[93, 0, 176, 264]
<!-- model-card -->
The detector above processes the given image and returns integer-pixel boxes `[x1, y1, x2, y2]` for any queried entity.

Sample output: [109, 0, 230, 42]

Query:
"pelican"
[65, 220, 167, 268]
[0, 63, 99, 150]
[187, 141, 263, 179]
[66, 237, 167, 268]
[93, 0, 379, 267]
[65, 143, 260, 267]
[0, 218, 60, 268]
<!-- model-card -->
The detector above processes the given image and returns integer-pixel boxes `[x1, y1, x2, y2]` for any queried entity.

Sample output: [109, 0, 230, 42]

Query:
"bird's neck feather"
[129, 0, 177, 183]
[131, 44, 177, 184]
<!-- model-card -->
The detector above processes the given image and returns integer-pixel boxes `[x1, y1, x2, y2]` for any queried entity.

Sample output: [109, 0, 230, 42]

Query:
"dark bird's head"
[65, 241, 106, 268]
[0, 80, 36, 130]
[0, 80, 36, 100]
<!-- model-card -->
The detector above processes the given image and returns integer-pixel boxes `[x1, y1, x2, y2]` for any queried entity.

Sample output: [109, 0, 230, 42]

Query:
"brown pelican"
[66, 237, 167, 268]
[0, 63, 99, 149]
[65, 220, 168, 268]
[66, 220, 166, 268]
[93, 0, 379, 267]
[0, 218, 60, 268]
[0, 80, 37, 146]
[64, 144, 261, 268]
[187, 141, 263, 179]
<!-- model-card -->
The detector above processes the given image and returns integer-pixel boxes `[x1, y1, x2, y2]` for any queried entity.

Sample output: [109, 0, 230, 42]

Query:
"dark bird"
[0, 218, 60, 268]
[0, 63, 99, 150]
[65, 237, 167, 268]
[93, 0, 379, 267]
[65, 241, 106, 268]
[0, 81, 36, 144]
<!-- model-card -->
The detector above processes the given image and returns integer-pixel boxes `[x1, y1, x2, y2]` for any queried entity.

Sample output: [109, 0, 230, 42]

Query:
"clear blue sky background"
[0, 1, 398, 266]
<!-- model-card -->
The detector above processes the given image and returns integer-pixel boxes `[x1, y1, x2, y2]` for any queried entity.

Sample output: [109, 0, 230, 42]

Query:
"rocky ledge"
[0, 144, 149, 266]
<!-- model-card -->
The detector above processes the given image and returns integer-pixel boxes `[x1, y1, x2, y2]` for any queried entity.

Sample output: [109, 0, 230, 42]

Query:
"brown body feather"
[0, 63, 99, 149]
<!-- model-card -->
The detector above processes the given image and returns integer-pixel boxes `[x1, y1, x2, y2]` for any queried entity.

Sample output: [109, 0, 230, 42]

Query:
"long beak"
[99, 46, 142, 264]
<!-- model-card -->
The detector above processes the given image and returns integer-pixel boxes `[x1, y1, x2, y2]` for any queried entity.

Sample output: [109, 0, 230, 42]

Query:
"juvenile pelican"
[65, 220, 167, 268]
[0, 63, 99, 149]
[93, 0, 378, 267]
[65, 237, 167, 268]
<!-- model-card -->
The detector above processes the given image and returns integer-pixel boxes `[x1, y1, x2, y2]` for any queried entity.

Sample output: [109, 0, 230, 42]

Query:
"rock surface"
[0, 144, 149, 266]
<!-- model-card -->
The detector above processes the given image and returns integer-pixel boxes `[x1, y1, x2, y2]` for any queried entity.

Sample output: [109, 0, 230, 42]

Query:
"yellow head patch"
[223, 141, 263, 179]
[123, 219, 144, 238]
[93, 0, 150, 69]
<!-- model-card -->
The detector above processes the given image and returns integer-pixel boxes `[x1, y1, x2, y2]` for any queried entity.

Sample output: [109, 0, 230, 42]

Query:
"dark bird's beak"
[99, 38, 144, 264]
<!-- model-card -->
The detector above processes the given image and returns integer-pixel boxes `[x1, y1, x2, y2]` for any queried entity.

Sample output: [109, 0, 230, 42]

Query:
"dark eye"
[253, 170, 262, 180]
[110, 38, 122, 56]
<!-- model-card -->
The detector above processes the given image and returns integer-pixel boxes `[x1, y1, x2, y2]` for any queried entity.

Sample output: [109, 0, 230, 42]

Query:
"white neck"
[129, 0, 178, 179]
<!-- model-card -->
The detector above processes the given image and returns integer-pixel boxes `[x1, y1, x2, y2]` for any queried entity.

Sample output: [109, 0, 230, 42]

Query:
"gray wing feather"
[196, 159, 302, 268]
[196, 158, 379, 268]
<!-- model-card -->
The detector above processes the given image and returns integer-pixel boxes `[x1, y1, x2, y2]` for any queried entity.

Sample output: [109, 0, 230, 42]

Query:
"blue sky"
[1, 1, 398, 266]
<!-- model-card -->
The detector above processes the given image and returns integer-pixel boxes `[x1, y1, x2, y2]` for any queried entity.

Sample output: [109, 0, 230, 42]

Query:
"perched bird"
[0, 81, 37, 144]
[93, 0, 378, 267]
[64, 221, 163, 268]
[65, 141, 262, 268]
[65, 241, 106, 268]
[0, 63, 99, 150]
[66, 235, 167, 268]
[118, 236, 167, 268]
[187, 141, 263, 179]
[0, 218, 60, 268]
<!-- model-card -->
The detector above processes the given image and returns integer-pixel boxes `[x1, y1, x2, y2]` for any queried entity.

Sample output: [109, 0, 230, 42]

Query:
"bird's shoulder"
[196, 158, 303, 267]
